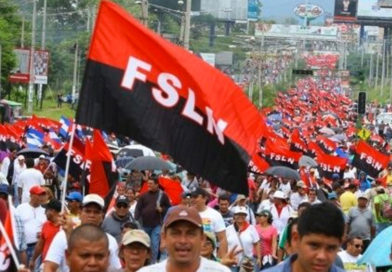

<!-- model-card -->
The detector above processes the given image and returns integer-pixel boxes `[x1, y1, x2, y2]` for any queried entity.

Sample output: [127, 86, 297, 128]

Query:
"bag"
[381, 195, 392, 219]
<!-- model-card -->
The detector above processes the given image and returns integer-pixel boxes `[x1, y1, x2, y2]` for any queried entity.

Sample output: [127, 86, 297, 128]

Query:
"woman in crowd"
[255, 210, 278, 269]
[118, 229, 151, 272]
[226, 206, 261, 271]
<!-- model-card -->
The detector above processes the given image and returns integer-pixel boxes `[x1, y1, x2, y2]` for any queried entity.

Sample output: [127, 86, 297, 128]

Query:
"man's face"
[294, 233, 341, 272]
[358, 198, 368, 208]
[66, 238, 109, 272]
[80, 204, 104, 226]
[163, 220, 203, 266]
[18, 159, 25, 166]
[122, 243, 150, 271]
[68, 200, 81, 211]
[309, 191, 317, 201]
[298, 187, 306, 196]
[147, 180, 159, 192]
[200, 238, 214, 258]
[115, 202, 130, 217]
[347, 238, 363, 257]
[218, 199, 229, 213]
[190, 194, 205, 209]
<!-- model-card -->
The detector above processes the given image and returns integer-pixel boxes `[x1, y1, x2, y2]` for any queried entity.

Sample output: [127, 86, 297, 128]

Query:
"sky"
[262, 0, 335, 23]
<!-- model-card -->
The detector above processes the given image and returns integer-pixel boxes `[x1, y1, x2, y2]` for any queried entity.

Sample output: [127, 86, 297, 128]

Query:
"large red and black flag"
[316, 135, 337, 154]
[85, 130, 117, 211]
[316, 151, 347, 180]
[264, 140, 302, 169]
[75, 1, 264, 194]
[352, 140, 389, 178]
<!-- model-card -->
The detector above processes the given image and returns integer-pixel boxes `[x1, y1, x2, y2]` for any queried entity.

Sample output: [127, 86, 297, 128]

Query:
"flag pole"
[61, 123, 76, 212]
[0, 217, 21, 269]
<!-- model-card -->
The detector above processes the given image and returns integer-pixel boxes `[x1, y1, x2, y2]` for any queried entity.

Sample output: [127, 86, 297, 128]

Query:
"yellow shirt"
[340, 191, 357, 214]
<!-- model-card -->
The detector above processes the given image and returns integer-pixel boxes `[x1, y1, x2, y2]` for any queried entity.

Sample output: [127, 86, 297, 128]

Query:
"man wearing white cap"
[346, 193, 375, 252]
[12, 154, 26, 205]
[43, 194, 122, 272]
[270, 191, 293, 235]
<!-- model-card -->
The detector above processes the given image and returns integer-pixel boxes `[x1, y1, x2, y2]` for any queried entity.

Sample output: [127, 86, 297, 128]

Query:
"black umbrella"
[299, 155, 317, 168]
[17, 148, 48, 158]
[124, 156, 173, 171]
[116, 156, 135, 168]
[265, 166, 300, 180]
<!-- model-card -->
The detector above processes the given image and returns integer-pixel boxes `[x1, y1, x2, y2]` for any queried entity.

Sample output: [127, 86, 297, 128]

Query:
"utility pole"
[141, 0, 149, 26]
[38, 0, 47, 109]
[21, 15, 25, 48]
[28, 0, 37, 114]
[369, 52, 373, 84]
[183, 0, 191, 50]
[375, 49, 380, 89]
[381, 39, 386, 95]
[71, 42, 79, 107]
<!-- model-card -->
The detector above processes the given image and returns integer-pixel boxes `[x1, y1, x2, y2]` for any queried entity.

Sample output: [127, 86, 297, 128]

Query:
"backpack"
[381, 195, 392, 219]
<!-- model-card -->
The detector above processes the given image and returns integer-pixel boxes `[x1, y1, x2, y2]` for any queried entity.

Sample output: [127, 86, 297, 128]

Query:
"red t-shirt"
[41, 221, 60, 259]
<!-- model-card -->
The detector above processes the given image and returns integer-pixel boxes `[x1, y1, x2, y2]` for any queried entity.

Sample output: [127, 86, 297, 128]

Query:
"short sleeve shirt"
[138, 257, 231, 272]
[199, 207, 226, 234]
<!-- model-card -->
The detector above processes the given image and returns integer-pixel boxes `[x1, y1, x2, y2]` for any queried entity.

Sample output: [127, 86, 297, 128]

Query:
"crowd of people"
[1, 73, 392, 272]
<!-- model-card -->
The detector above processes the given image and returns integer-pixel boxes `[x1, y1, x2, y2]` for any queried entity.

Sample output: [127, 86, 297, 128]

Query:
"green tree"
[0, 0, 22, 96]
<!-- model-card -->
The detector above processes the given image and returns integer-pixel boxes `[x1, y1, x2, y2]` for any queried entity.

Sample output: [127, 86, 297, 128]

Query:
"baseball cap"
[190, 187, 209, 198]
[204, 231, 217, 248]
[357, 193, 369, 200]
[0, 184, 9, 195]
[82, 194, 105, 209]
[17, 155, 25, 160]
[121, 229, 151, 248]
[66, 191, 83, 202]
[164, 206, 202, 230]
[43, 199, 62, 212]
[296, 180, 307, 188]
[232, 206, 248, 216]
[30, 185, 46, 195]
[328, 192, 337, 200]
[273, 190, 286, 199]
[236, 194, 246, 201]
[116, 195, 130, 205]
[39, 154, 46, 159]
[256, 209, 272, 219]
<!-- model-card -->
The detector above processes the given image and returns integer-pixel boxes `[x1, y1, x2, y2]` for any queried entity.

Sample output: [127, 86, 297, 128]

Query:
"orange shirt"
[41, 221, 60, 259]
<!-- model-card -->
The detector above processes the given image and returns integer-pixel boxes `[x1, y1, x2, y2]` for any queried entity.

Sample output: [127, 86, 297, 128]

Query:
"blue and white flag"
[59, 116, 71, 139]
[26, 128, 44, 148]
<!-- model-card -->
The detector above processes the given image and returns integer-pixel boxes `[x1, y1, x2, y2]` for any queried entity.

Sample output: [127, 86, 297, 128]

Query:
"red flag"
[250, 153, 270, 173]
[265, 140, 302, 169]
[0, 199, 18, 272]
[316, 152, 347, 180]
[158, 177, 183, 205]
[290, 129, 308, 153]
[75, 0, 264, 194]
[316, 135, 337, 154]
[352, 141, 390, 178]
[85, 130, 117, 210]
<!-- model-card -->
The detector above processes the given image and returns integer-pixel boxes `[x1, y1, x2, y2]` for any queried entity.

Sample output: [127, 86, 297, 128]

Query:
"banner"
[290, 129, 308, 153]
[33, 50, 49, 84]
[75, 0, 264, 194]
[8, 49, 30, 84]
[334, 0, 358, 22]
[357, 0, 392, 19]
[316, 152, 347, 180]
[352, 141, 389, 178]
[316, 135, 337, 154]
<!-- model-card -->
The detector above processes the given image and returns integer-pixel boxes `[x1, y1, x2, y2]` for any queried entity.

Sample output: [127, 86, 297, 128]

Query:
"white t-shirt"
[279, 183, 291, 196]
[17, 168, 45, 203]
[0, 157, 10, 177]
[15, 203, 46, 244]
[44, 230, 122, 272]
[338, 250, 362, 263]
[290, 193, 308, 211]
[199, 207, 226, 234]
[226, 224, 259, 259]
[138, 257, 231, 272]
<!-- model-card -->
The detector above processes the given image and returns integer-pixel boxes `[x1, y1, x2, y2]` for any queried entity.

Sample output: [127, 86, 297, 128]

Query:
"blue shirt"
[263, 254, 345, 272]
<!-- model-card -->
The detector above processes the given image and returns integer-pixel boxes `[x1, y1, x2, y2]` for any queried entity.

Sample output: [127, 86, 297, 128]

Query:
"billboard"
[248, 0, 260, 20]
[334, 0, 358, 22]
[9, 48, 30, 83]
[357, 0, 392, 19]
[379, 0, 392, 8]
[33, 50, 49, 84]
[255, 24, 339, 41]
[200, 0, 248, 21]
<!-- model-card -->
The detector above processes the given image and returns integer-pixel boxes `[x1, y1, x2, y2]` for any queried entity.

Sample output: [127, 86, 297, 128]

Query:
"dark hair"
[25, 158, 34, 168]
[218, 194, 230, 202]
[298, 202, 344, 240]
[148, 175, 159, 184]
[287, 218, 298, 246]
[68, 224, 108, 252]
[121, 221, 139, 231]
[347, 235, 362, 245]
[298, 202, 311, 211]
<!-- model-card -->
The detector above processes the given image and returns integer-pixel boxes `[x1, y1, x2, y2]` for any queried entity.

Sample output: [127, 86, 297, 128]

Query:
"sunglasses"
[354, 244, 363, 248]
[117, 204, 129, 209]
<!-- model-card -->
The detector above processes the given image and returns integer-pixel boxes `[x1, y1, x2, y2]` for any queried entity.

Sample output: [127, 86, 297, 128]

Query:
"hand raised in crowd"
[17, 265, 31, 272]
[220, 245, 242, 267]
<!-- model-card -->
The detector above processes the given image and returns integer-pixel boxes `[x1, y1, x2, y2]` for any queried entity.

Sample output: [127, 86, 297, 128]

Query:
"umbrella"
[115, 156, 135, 168]
[118, 144, 155, 158]
[358, 226, 392, 267]
[319, 127, 335, 136]
[17, 148, 48, 158]
[267, 113, 282, 122]
[107, 144, 120, 155]
[299, 155, 317, 168]
[329, 133, 347, 143]
[125, 156, 174, 171]
[265, 166, 300, 180]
